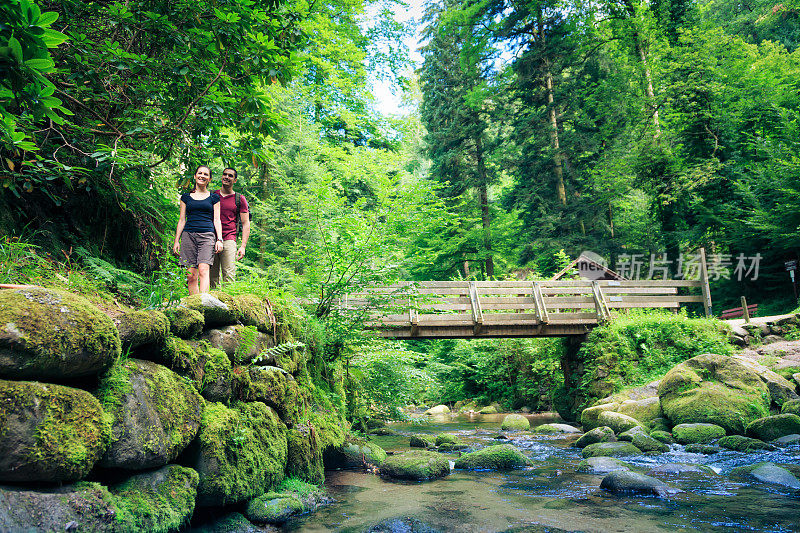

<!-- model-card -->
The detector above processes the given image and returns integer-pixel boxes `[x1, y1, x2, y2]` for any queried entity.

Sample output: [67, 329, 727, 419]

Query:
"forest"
[2, 0, 800, 417]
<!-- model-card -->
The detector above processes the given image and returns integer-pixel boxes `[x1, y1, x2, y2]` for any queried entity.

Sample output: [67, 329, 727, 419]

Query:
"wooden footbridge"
[338, 278, 711, 339]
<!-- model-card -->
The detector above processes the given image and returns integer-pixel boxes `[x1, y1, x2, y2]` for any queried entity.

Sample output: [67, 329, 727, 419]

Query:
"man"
[210, 167, 250, 287]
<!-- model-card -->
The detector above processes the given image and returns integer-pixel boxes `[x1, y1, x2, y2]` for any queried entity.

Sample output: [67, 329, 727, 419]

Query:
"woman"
[173, 165, 223, 294]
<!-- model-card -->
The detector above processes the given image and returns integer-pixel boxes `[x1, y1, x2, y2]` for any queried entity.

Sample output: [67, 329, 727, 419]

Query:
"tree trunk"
[475, 136, 494, 278]
[259, 162, 271, 268]
[537, 10, 567, 206]
[634, 33, 661, 137]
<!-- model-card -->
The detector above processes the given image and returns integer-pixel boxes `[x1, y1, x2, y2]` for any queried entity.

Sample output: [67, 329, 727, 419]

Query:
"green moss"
[193, 401, 287, 506]
[235, 294, 273, 333]
[381, 450, 450, 480]
[245, 494, 304, 524]
[95, 355, 134, 414]
[454, 444, 531, 470]
[435, 433, 461, 446]
[285, 426, 324, 484]
[246, 366, 301, 424]
[202, 346, 233, 397]
[572, 310, 732, 417]
[500, 414, 530, 431]
[163, 306, 204, 339]
[159, 335, 202, 383]
[0, 287, 121, 379]
[718, 435, 775, 452]
[672, 423, 726, 444]
[0, 379, 111, 482]
[182, 293, 238, 327]
[110, 465, 199, 533]
[580, 442, 642, 458]
[117, 309, 169, 350]
[409, 434, 436, 448]
[746, 413, 800, 441]
[479, 405, 498, 414]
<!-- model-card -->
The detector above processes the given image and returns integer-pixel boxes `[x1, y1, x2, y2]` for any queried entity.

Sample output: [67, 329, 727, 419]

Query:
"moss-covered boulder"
[116, 309, 169, 351]
[627, 431, 670, 453]
[245, 366, 301, 425]
[0, 481, 119, 531]
[576, 456, 630, 473]
[163, 306, 204, 339]
[323, 439, 387, 469]
[574, 427, 616, 448]
[181, 293, 238, 328]
[649, 417, 671, 433]
[732, 355, 800, 408]
[201, 325, 270, 365]
[782, 399, 800, 416]
[658, 353, 770, 434]
[381, 450, 450, 481]
[672, 423, 726, 444]
[0, 287, 120, 379]
[731, 462, 800, 490]
[197, 344, 234, 402]
[533, 423, 581, 434]
[409, 434, 436, 448]
[0, 379, 111, 483]
[717, 435, 776, 452]
[285, 426, 324, 484]
[650, 431, 675, 444]
[479, 405, 498, 414]
[435, 433, 462, 446]
[97, 358, 203, 470]
[745, 414, 800, 441]
[597, 411, 641, 435]
[580, 402, 619, 431]
[424, 404, 450, 416]
[155, 335, 202, 380]
[110, 465, 199, 531]
[616, 397, 663, 429]
[600, 471, 680, 497]
[500, 414, 530, 431]
[234, 294, 275, 334]
[245, 493, 304, 524]
[581, 442, 642, 458]
[188, 401, 287, 506]
[453, 444, 531, 470]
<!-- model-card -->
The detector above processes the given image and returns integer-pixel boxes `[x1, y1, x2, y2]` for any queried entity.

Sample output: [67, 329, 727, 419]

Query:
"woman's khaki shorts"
[180, 232, 216, 267]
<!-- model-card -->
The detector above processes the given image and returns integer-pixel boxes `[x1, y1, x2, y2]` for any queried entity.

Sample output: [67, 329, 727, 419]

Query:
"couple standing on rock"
[172, 165, 251, 294]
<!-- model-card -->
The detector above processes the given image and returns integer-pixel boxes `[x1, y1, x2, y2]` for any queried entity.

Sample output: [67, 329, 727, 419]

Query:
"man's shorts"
[180, 232, 216, 267]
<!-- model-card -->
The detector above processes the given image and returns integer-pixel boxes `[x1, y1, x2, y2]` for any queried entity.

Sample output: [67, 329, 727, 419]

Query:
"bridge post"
[560, 333, 587, 419]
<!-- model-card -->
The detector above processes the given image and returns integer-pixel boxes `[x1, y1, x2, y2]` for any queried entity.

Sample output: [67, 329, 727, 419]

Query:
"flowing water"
[287, 414, 800, 532]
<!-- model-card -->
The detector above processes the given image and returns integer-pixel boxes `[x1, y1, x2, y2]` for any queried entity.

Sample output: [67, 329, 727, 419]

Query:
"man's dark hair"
[223, 167, 237, 179]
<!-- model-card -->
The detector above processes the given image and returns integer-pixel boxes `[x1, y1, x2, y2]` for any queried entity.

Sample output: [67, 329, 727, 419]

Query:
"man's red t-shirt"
[213, 190, 249, 241]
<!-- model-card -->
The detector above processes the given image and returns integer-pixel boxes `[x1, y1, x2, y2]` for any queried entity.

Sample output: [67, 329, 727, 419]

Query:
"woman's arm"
[213, 201, 223, 253]
[173, 200, 187, 255]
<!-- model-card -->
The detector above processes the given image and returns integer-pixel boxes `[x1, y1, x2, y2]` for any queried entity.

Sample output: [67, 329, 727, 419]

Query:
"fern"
[249, 341, 306, 366]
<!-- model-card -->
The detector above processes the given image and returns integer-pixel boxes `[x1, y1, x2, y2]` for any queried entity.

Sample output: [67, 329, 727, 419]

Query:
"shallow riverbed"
[287, 414, 800, 532]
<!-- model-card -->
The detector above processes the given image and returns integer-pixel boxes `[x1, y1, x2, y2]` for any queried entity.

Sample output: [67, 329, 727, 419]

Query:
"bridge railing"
[335, 276, 710, 338]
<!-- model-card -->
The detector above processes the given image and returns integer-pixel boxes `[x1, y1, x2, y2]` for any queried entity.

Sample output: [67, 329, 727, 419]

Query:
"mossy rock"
[0, 379, 111, 483]
[409, 434, 436, 448]
[684, 444, 722, 454]
[323, 439, 387, 469]
[627, 431, 669, 453]
[188, 401, 287, 506]
[574, 427, 616, 448]
[649, 430, 675, 444]
[381, 450, 450, 481]
[479, 405, 498, 414]
[200, 325, 270, 365]
[181, 293, 238, 328]
[600, 471, 680, 497]
[533, 423, 581, 434]
[435, 433, 461, 446]
[97, 358, 203, 470]
[366, 418, 387, 429]
[672, 423, 726, 444]
[245, 493, 304, 525]
[234, 294, 274, 334]
[576, 456, 630, 474]
[717, 435, 776, 452]
[424, 404, 450, 416]
[191, 512, 262, 533]
[110, 464, 199, 532]
[732, 355, 800, 408]
[581, 442, 642, 458]
[199, 344, 234, 402]
[649, 417, 671, 433]
[163, 306, 204, 339]
[580, 402, 619, 431]
[155, 335, 202, 381]
[658, 353, 770, 434]
[615, 397, 663, 429]
[781, 399, 800, 416]
[730, 461, 800, 490]
[596, 411, 640, 435]
[307, 410, 348, 454]
[453, 444, 531, 470]
[285, 426, 324, 484]
[245, 366, 301, 425]
[0, 481, 119, 531]
[500, 414, 530, 431]
[116, 309, 169, 351]
[0, 287, 121, 379]
[745, 413, 800, 441]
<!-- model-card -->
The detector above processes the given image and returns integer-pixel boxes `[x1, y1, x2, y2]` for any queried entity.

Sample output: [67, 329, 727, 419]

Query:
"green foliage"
[251, 342, 307, 366]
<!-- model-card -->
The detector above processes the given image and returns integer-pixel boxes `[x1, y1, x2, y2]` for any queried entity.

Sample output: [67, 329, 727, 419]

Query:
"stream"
[287, 413, 800, 532]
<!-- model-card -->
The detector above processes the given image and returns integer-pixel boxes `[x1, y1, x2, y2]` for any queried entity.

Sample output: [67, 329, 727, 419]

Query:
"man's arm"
[237, 210, 250, 260]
